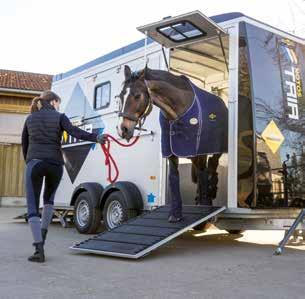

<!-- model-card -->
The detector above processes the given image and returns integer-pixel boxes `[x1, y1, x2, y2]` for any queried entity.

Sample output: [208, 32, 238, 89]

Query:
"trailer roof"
[53, 12, 303, 82]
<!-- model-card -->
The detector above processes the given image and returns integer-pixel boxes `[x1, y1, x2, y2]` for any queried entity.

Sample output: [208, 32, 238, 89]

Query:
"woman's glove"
[96, 134, 107, 144]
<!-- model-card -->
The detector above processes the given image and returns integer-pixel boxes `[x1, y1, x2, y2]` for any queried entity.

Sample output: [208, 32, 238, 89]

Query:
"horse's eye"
[134, 94, 141, 100]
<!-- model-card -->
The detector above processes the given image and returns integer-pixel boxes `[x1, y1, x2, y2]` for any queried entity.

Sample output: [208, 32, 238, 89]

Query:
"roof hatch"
[137, 10, 227, 48]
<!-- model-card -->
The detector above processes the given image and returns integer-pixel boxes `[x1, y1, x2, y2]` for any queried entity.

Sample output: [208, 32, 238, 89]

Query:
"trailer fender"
[71, 182, 104, 208]
[100, 181, 143, 213]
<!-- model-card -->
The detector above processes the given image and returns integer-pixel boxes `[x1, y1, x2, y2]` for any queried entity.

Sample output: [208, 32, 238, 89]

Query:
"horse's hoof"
[168, 215, 183, 223]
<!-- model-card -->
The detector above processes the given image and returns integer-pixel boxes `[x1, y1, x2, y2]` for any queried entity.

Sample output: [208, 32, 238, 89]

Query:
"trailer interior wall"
[168, 35, 230, 207]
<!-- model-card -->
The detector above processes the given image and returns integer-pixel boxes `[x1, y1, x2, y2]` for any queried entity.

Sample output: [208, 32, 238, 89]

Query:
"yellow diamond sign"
[261, 120, 285, 154]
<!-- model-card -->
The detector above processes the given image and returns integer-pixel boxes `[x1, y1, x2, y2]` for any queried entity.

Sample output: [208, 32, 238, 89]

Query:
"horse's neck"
[146, 70, 193, 120]
[147, 69, 190, 89]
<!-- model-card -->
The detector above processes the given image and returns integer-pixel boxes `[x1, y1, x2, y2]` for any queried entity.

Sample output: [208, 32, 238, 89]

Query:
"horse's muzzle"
[120, 123, 134, 142]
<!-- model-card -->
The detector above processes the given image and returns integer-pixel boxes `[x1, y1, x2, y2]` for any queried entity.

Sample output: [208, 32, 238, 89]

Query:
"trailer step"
[70, 205, 225, 259]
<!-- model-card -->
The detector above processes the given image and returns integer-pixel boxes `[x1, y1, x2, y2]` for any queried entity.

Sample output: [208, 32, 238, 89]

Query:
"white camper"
[50, 11, 305, 245]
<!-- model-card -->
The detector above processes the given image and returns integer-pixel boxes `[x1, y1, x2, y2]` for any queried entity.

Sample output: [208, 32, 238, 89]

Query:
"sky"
[0, 0, 304, 75]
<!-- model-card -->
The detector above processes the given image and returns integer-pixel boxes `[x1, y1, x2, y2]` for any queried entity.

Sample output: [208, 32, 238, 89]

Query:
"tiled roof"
[0, 69, 53, 92]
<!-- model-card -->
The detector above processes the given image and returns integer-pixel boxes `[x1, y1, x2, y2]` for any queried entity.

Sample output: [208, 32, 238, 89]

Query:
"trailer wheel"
[74, 191, 101, 234]
[103, 191, 137, 230]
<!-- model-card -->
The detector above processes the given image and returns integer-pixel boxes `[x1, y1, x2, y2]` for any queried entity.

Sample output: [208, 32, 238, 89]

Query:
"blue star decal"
[147, 193, 156, 203]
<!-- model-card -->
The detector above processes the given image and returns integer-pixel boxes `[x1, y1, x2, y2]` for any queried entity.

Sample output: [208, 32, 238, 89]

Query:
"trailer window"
[157, 21, 206, 42]
[94, 82, 111, 110]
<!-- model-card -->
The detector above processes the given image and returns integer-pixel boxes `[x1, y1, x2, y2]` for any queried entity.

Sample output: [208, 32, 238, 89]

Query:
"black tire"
[226, 230, 245, 235]
[103, 191, 138, 230]
[73, 191, 101, 234]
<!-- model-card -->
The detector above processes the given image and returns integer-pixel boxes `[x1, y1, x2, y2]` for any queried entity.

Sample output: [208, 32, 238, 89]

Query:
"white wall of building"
[0, 112, 27, 144]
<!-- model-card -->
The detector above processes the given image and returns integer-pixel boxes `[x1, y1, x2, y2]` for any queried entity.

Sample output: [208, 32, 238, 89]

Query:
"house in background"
[0, 69, 52, 206]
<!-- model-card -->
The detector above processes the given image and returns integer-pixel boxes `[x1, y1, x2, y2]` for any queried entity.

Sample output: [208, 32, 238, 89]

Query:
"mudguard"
[100, 181, 143, 212]
[71, 182, 104, 208]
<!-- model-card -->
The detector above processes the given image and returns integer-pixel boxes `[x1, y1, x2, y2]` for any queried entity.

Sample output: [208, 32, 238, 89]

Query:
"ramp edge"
[69, 246, 140, 259]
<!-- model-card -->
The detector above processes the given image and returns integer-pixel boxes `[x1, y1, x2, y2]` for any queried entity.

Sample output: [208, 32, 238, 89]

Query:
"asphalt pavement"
[1, 207, 305, 299]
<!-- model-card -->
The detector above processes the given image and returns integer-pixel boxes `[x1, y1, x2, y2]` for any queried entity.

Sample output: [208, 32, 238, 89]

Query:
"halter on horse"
[117, 68, 153, 138]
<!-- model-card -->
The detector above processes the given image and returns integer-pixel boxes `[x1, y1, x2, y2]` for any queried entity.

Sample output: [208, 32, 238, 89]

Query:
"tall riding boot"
[41, 228, 48, 245]
[28, 242, 45, 263]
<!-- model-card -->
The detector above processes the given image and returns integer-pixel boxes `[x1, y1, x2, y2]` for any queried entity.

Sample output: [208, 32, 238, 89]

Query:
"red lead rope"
[100, 134, 140, 184]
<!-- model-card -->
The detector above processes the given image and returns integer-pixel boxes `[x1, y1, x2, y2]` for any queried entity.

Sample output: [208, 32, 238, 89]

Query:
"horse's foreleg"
[207, 153, 222, 200]
[168, 155, 182, 218]
[191, 156, 210, 205]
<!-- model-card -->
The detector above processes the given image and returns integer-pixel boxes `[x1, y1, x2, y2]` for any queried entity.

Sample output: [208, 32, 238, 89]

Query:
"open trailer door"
[137, 10, 227, 49]
[139, 10, 238, 209]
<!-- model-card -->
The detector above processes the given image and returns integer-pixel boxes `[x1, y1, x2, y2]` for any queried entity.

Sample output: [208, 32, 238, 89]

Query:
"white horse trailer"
[50, 11, 305, 257]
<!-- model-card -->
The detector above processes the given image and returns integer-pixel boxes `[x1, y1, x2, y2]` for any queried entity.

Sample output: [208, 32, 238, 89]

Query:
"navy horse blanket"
[159, 79, 228, 158]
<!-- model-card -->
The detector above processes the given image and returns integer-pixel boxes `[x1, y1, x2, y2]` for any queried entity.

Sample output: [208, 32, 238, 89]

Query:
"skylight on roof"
[157, 21, 206, 42]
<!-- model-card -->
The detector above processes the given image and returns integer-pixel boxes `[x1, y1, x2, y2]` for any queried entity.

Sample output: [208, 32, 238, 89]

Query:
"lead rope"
[100, 133, 140, 184]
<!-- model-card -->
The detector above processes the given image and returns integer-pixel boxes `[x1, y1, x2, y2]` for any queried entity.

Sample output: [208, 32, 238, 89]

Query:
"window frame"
[156, 20, 207, 43]
[93, 81, 111, 110]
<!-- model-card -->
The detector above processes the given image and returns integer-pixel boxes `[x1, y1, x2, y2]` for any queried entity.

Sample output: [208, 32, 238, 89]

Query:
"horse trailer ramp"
[70, 205, 225, 259]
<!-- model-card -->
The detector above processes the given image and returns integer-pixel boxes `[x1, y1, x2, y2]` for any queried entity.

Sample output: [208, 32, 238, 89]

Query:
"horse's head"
[117, 65, 152, 141]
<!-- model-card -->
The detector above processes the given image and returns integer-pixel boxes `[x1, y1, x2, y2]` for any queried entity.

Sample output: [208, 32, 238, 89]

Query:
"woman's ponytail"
[30, 97, 42, 113]
[30, 90, 61, 114]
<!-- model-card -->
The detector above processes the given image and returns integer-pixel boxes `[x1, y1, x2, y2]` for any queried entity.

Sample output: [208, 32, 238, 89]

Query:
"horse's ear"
[124, 65, 132, 81]
[139, 65, 149, 79]
[139, 69, 145, 79]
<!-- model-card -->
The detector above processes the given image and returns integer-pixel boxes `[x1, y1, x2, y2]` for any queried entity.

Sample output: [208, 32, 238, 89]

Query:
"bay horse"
[118, 65, 228, 222]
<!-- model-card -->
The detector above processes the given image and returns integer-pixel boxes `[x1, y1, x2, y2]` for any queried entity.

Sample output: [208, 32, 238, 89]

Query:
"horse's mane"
[123, 68, 190, 91]
[146, 69, 191, 91]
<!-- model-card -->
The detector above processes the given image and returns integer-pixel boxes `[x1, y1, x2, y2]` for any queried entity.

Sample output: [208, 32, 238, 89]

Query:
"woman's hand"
[96, 134, 107, 144]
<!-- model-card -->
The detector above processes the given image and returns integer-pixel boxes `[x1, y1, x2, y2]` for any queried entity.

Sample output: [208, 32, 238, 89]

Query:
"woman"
[21, 90, 105, 263]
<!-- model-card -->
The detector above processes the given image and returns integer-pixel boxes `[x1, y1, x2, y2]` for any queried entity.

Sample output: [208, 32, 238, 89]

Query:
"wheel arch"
[71, 182, 104, 208]
[99, 181, 143, 214]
